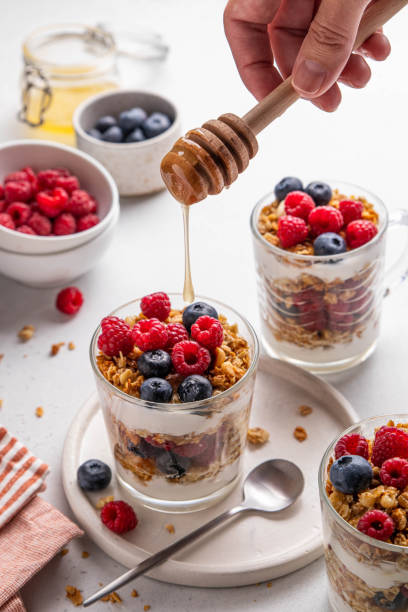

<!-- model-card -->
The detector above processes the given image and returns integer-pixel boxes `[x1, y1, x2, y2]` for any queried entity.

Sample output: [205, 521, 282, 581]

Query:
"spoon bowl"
[242, 459, 305, 513]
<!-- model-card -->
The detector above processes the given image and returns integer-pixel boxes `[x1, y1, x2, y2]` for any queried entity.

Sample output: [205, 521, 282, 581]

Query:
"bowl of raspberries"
[0, 140, 119, 287]
[73, 89, 181, 196]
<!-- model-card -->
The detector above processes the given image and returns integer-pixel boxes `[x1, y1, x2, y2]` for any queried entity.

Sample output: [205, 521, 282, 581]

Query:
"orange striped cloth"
[0, 427, 49, 528]
[0, 428, 83, 611]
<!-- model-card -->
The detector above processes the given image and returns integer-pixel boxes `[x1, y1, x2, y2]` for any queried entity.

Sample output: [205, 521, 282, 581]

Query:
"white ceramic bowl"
[0, 139, 119, 287]
[0, 140, 119, 255]
[73, 89, 181, 196]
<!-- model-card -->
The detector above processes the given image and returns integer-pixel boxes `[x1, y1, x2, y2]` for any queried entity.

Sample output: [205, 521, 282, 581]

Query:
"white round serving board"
[62, 356, 358, 587]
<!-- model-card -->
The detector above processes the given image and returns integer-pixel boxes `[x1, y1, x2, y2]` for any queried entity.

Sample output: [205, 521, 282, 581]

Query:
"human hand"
[224, 0, 391, 111]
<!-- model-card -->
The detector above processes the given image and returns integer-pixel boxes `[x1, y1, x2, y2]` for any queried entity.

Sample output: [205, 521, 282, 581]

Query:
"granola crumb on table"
[68, 341, 76, 350]
[165, 523, 175, 534]
[131, 589, 139, 598]
[50, 342, 65, 356]
[81, 551, 90, 559]
[247, 427, 270, 445]
[65, 585, 83, 606]
[35, 406, 44, 418]
[293, 426, 307, 442]
[60, 548, 69, 556]
[101, 591, 122, 603]
[96, 495, 114, 509]
[18, 325, 35, 342]
[298, 405, 313, 417]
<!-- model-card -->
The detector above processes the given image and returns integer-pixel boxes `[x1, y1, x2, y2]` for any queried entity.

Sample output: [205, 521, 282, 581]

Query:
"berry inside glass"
[90, 293, 259, 512]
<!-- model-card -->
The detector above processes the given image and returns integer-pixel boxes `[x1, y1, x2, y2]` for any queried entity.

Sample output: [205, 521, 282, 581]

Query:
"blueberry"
[94, 115, 117, 133]
[330, 455, 373, 495]
[305, 181, 332, 207]
[142, 112, 172, 139]
[182, 302, 218, 332]
[137, 350, 171, 378]
[77, 459, 112, 491]
[178, 375, 213, 402]
[313, 232, 347, 256]
[125, 127, 146, 143]
[87, 128, 103, 140]
[127, 438, 158, 459]
[140, 377, 173, 403]
[156, 451, 191, 479]
[118, 107, 147, 133]
[101, 126, 124, 143]
[274, 177, 303, 202]
[373, 592, 405, 610]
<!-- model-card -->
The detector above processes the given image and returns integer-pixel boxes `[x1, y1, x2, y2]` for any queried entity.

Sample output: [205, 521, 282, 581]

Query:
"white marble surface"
[1, 1, 408, 611]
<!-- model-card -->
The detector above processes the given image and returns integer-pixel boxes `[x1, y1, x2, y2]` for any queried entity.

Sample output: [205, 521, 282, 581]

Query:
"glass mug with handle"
[250, 181, 408, 374]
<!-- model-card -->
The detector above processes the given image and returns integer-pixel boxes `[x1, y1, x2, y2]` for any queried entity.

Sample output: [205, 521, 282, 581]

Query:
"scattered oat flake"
[35, 406, 44, 418]
[165, 524, 175, 534]
[101, 591, 122, 603]
[81, 551, 90, 558]
[61, 548, 69, 556]
[144, 606, 151, 611]
[51, 342, 65, 356]
[68, 341, 76, 350]
[294, 426, 307, 442]
[247, 427, 269, 445]
[18, 325, 35, 342]
[65, 585, 83, 606]
[298, 405, 313, 417]
[267, 582, 273, 588]
[96, 495, 114, 509]
[131, 589, 139, 598]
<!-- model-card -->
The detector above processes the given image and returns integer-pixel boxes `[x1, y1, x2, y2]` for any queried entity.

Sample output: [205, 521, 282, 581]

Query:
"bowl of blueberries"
[73, 89, 181, 196]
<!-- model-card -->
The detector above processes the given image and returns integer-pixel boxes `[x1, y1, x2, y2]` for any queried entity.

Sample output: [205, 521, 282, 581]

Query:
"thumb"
[292, 0, 369, 98]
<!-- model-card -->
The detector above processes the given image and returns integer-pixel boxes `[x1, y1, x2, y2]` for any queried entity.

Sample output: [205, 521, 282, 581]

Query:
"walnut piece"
[18, 325, 35, 342]
[298, 405, 313, 417]
[293, 426, 307, 442]
[247, 427, 270, 445]
[96, 495, 114, 509]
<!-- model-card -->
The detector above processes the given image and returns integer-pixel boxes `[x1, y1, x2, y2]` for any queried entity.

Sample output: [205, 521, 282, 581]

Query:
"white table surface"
[1, 1, 408, 611]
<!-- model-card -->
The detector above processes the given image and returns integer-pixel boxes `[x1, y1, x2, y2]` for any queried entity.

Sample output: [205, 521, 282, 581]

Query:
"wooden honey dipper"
[161, 0, 407, 205]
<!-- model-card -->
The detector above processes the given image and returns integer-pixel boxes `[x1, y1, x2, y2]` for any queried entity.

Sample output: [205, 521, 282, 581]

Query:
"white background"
[1, 1, 408, 611]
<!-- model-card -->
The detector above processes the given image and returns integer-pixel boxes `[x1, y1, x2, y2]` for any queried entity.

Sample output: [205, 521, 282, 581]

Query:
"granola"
[18, 325, 35, 341]
[65, 585, 83, 606]
[247, 427, 269, 445]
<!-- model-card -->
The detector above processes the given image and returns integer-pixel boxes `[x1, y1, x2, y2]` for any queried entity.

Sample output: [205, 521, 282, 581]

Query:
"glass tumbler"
[251, 181, 408, 374]
[319, 415, 408, 612]
[90, 294, 259, 513]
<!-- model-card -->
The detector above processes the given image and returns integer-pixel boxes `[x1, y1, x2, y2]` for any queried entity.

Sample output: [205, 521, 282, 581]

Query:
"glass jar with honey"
[19, 24, 119, 134]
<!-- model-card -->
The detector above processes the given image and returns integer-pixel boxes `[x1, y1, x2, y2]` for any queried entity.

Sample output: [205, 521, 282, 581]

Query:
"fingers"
[292, 0, 371, 98]
[358, 31, 391, 60]
[312, 83, 342, 112]
[339, 53, 371, 88]
[224, 0, 283, 100]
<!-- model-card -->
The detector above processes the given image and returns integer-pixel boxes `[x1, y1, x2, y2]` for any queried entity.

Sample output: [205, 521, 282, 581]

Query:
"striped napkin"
[0, 427, 83, 611]
[0, 427, 49, 528]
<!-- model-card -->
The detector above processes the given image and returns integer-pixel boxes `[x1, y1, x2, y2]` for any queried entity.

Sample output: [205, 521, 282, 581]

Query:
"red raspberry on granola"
[98, 316, 134, 356]
[172, 341, 211, 375]
[141, 292, 171, 321]
[371, 426, 408, 467]
[284, 191, 315, 221]
[132, 318, 168, 351]
[346, 220, 378, 249]
[309, 206, 343, 237]
[334, 433, 369, 460]
[380, 457, 408, 489]
[166, 323, 189, 349]
[339, 200, 363, 226]
[277, 215, 308, 248]
[191, 316, 223, 350]
[357, 509, 395, 541]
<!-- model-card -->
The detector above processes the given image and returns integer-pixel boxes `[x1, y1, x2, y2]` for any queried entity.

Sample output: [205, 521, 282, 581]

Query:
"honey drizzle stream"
[182, 205, 195, 303]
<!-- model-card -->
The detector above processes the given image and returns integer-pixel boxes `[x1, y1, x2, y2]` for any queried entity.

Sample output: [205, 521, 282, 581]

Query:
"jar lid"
[97, 22, 169, 61]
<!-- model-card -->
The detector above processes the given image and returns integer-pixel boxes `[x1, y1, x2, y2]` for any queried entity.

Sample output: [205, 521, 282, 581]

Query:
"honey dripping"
[182, 205, 195, 303]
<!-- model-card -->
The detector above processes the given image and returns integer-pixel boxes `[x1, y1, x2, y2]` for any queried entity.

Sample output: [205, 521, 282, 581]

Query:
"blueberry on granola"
[156, 451, 191, 479]
[182, 302, 218, 332]
[178, 375, 213, 403]
[137, 349, 171, 378]
[274, 177, 303, 202]
[77, 459, 112, 491]
[330, 455, 373, 495]
[313, 232, 347, 256]
[140, 378, 173, 403]
[305, 181, 332, 207]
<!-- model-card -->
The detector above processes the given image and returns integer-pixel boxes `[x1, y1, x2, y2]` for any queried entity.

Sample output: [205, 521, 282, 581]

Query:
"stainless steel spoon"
[83, 459, 304, 607]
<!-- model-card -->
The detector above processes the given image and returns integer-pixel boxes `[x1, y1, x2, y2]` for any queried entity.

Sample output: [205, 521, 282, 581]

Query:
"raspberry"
[334, 433, 369, 460]
[53, 212, 76, 235]
[166, 323, 189, 349]
[0, 200, 6, 213]
[371, 427, 408, 467]
[339, 200, 363, 226]
[5, 181, 32, 203]
[68, 189, 97, 216]
[4, 171, 30, 183]
[6, 202, 31, 226]
[98, 316, 134, 356]
[100, 500, 138, 534]
[175, 435, 213, 458]
[77, 213, 100, 232]
[191, 316, 223, 350]
[28, 212, 52, 236]
[0, 212, 15, 230]
[53, 167, 71, 177]
[56, 286, 84, 315]
[380, 457, 408, 489]
[131, 318, 168, 351]
[309, 206, 344, 237]
[277, 215, 308, 248]
[145, 435, 175, 451]
[21, 167, 37, 183]
[17, 224, 36, 235]
[55, 175, 80, 194]
[357, 510, 395, 541]
[141, 292, 171, 321]
[346, 220, 378, 249]
[284, 191, 315, 221]
[37, 169, 61, 189]
[36, 187, 68, 218]
[172, 341, 211, 375]
[300, 311, 327, 332]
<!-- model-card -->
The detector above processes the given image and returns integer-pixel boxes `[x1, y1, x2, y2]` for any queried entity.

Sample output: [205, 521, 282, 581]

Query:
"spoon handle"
[83, 504, 247, 607]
